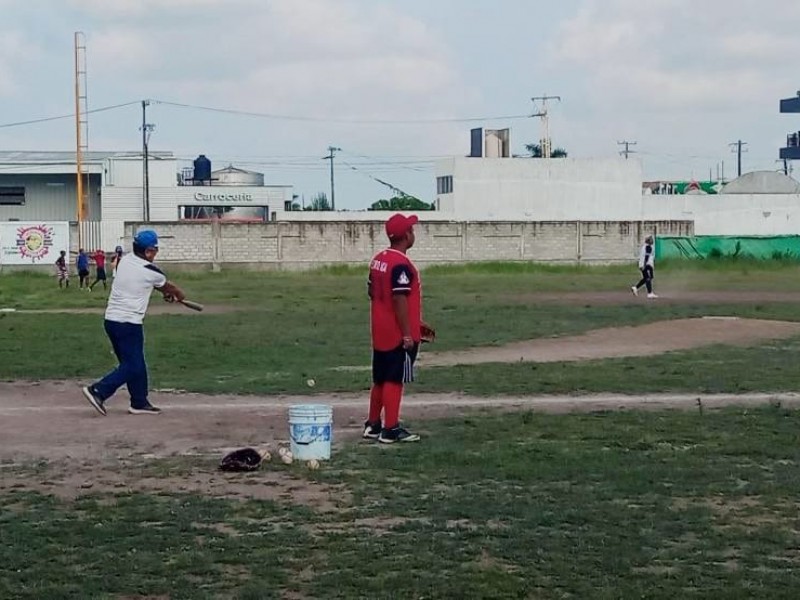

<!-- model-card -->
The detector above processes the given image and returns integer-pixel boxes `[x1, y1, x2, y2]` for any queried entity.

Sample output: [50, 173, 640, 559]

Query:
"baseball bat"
[180, 299, 204, 312]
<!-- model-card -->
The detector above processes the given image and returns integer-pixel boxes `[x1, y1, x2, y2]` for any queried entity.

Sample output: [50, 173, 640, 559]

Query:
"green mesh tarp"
[656, 236, 800, 260]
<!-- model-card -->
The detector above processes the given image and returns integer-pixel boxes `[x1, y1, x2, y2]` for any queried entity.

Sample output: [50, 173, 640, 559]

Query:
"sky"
[1, 0, 799, 209]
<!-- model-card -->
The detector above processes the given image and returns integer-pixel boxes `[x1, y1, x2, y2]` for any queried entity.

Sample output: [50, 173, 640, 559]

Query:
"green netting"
[655, 236, 800, 260]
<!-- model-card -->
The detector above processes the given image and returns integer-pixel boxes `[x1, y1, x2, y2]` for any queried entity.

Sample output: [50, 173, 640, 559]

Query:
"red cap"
[385, 214, 418, 240]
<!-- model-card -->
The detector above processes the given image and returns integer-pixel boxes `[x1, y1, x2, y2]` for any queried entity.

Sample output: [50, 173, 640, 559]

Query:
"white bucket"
[288, 404, 333, 461]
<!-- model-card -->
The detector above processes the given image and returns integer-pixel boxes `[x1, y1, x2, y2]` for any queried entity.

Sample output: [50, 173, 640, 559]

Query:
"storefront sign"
[193, 191, 253, 202]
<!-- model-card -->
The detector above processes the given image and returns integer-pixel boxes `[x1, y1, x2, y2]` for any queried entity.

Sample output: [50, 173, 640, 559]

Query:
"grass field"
[3, 408, 800, 599]
[2, 261, 800, 598]
[2, 262, 800, 395]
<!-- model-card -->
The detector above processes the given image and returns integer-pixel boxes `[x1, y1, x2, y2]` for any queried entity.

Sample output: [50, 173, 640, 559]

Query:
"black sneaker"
[82, 386, 107, 416]
[128, 403, 162, 415]
[363, 420, 382, 440]
[379, 426, 420, 444]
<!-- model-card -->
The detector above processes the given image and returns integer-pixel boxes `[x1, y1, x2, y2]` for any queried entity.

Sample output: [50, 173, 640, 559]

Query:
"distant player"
[82, 230, 186, 416]
[110, 245, 123, 278]
[632, 235, 657, 299]
[76, 248, 90, 289]
[88, 248, 108, 291]
[55, 250, 69, 288]
[363, 213, 432, 444]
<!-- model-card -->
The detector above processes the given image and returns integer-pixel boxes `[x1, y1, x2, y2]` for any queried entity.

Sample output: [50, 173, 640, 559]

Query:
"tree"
[369, 194, 435, 211]
[524, 143, 568, 158]
[304, 192, 331, 211]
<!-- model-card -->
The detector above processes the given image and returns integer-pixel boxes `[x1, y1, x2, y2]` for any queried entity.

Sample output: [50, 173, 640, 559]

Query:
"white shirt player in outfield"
[81, 230, 186, 416]
[631, 235, 658, 299]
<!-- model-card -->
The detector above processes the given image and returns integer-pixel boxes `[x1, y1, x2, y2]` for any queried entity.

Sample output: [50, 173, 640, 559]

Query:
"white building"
[0, 151, 293, 249]
[435, 156, 644, 221]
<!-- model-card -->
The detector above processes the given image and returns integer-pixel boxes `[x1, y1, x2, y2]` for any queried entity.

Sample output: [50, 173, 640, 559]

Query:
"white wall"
[101, 157, 291, 222]
[436, 157, 644, 221]
[641, 193, 800, 235]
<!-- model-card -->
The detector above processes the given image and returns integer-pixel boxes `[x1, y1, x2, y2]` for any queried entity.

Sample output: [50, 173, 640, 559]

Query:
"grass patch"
[3, 408, 800, 598]
[3, 266, 800, 394]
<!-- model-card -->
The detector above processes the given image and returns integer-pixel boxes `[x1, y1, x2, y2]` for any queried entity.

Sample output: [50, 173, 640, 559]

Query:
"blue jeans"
[93, 320, 149, 407]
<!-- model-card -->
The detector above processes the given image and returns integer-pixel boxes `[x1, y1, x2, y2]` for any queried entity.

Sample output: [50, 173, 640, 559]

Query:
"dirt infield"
[501, 290, 800, 305]
[2, 381, 799, 501]
[1, 381, 799, 463]
[420, 318, 800, 366]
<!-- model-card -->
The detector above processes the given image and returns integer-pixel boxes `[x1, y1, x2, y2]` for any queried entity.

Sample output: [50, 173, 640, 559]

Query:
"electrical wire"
[151, 99, 531, 125]
[0, 101, 141, 130]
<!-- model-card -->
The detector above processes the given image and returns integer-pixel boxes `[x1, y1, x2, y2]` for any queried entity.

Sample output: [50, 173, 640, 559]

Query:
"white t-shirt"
[638, 243, 655, 269]
[105, 254, 168, 325]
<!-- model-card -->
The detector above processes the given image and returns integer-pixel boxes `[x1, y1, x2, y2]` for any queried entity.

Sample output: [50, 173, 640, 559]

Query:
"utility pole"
[73, 32, 89, 243]
[617, 140, 637, 159]
[323, 146, 341, 210]
[729, 140, 748, 178]
[140, 100, 155, 221]
[531, 95, 561, 158]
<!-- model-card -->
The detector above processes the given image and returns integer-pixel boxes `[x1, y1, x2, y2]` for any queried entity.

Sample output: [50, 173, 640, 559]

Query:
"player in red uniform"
[364, 213, 430, 444]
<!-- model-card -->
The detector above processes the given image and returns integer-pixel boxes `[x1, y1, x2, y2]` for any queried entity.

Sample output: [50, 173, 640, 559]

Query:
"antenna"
[530, 94, 561, 158]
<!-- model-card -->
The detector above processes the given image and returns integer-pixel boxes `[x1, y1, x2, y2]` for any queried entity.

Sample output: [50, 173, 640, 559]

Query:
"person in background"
[76, 248, 90, 289]
[82, 230, 186, 416]
[631, 235, 658, 299]
[55, 250, 69, 289]
[110, 245, 123, 278]
[88, 248, 108, 291]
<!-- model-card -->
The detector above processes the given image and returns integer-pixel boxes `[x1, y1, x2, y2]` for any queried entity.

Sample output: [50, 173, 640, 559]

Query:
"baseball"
[306, 378, 316, 387]
[307, 459, 320, 470]
[281, 451, 294, 465]
[258, 449, 272, 462]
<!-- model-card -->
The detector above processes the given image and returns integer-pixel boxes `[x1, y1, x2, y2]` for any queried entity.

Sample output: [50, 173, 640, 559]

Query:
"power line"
[0, 101, 140, 130]
[341, 160, 421, 199]
[151, 99, 531, 125]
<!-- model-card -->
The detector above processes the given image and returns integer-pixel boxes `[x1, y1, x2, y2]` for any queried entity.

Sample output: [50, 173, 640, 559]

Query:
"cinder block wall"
[122, 220, 694, 270]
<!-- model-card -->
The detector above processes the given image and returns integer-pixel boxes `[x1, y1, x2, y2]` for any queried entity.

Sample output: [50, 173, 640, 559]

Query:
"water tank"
[211, 165, 264, 186]
[193, 155, 212, 183]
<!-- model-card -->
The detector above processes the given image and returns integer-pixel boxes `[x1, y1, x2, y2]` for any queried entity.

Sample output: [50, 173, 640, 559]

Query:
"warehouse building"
[0, 151, 292, 255]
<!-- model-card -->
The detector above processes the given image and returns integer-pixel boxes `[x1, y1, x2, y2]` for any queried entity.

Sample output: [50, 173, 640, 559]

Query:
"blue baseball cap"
[133, 230, 159, 249]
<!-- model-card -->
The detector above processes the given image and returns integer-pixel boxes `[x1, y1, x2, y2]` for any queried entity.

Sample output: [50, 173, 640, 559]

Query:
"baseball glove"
[219, 447, 263, 472]
[421, 323, 436, 343]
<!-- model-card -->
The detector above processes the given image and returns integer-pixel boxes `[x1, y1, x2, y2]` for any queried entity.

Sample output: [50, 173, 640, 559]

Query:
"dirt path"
[1, 380, 798, 463]
[420, 318, 800, 366]
[502, 290, 800, 305]
[0, 304, 237, 315]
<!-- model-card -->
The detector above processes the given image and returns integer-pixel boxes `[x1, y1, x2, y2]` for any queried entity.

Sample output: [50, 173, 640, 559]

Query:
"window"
[436, 176, 453, 194]
[0, 187, 25, 205]
[180, 205, 268, 222]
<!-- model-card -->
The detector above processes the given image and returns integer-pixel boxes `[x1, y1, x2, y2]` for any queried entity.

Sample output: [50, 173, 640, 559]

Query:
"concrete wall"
[435, 157, 644, 220]
[123, 220, 693, 270]
[641, 193, 800, 235]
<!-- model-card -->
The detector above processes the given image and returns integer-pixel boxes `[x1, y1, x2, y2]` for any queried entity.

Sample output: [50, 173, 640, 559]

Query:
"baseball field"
[2, 260, 800, 598]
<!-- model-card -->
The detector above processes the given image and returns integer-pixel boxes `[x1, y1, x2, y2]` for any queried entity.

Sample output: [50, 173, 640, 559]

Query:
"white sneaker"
[647, 293, 658, 299]
[631, 286, 638, 297]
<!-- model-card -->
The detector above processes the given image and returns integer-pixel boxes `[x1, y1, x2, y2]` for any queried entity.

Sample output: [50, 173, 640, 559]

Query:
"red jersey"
[94, 251, 106, 269]
[369, 248, 422, 351]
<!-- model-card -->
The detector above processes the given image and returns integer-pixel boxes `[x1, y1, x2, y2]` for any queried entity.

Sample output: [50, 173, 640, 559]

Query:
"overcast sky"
[1, 0, 798, 208]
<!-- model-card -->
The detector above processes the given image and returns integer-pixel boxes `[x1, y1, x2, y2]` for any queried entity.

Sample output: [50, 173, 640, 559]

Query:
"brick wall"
[124, 220, 694, 269]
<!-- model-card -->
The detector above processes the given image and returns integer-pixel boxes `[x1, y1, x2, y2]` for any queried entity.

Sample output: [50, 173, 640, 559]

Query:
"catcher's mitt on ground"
[421, 324, 436, 343]
[219, 447, 263, 472]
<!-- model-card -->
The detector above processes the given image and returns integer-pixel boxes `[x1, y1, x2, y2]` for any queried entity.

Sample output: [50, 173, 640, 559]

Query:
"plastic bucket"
[288, 404, 333, 461]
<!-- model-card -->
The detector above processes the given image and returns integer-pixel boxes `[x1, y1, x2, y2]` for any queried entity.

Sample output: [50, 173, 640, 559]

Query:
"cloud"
[0, 30, 40, 97]
[74, 0, 463, 121]
[549, 0, 800, 111]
